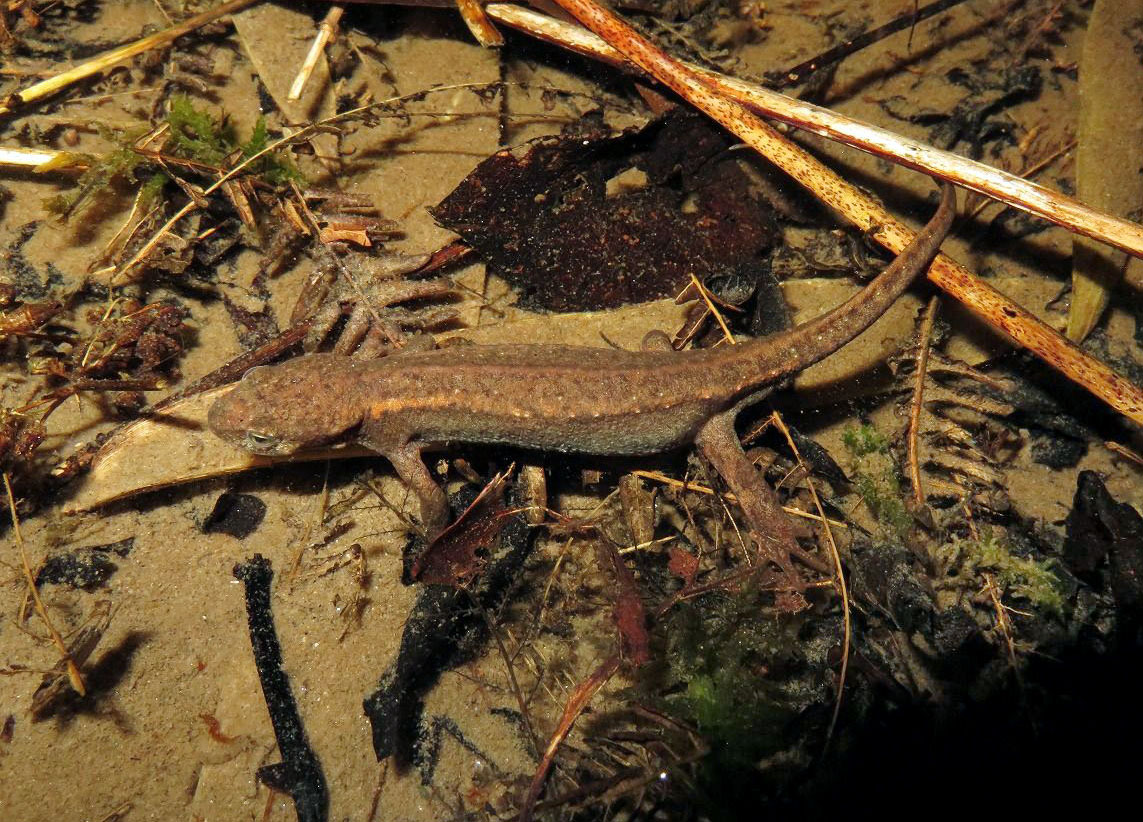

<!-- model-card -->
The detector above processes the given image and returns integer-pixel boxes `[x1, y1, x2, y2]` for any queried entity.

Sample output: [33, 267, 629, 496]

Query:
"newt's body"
[210, 185, 955, 536]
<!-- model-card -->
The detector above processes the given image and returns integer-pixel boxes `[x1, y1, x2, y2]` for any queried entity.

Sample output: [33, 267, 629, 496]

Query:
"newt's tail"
[733, 182, 956, 384]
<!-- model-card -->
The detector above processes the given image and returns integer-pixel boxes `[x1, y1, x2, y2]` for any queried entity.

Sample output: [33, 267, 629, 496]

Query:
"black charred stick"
[233, 555, 328, 822]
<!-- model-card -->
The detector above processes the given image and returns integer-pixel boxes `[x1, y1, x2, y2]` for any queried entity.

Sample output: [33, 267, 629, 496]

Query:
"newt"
[209, 183, 956, 540]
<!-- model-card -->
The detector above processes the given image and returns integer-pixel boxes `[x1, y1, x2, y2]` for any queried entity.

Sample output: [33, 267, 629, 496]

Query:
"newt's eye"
[245, 431, 280, 451]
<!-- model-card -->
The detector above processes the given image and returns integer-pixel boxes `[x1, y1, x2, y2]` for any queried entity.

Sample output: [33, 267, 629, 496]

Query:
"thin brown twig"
[982, 572, 1023, 690]
[1105, 440, 1143, 468]
[767, 412, 850, 751]
[479, 601, 542, 759]
[4, 473, 85, 696]
[770, 0, 969, 88]
[907, 297, 940, 507]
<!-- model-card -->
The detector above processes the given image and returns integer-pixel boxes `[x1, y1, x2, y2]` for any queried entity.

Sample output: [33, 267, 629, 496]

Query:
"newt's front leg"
[383, 443, 450, 539]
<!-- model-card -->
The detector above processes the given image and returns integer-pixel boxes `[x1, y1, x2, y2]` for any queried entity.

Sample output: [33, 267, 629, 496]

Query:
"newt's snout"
[207, 354, 364, 455]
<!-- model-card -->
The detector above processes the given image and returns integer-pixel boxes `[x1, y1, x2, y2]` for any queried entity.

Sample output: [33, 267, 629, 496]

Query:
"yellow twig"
[0, 0, 261, 116]
[630, 469, 848, 528]
[685, 274, 736, 346]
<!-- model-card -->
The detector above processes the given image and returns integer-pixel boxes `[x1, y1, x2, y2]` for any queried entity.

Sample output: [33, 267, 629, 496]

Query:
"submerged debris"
[30, 599, 113, 721]
[202, 491, 266, 539]
[233, 555, 328, 822]
[432, 110, 777, 311]
[365, 478, 535, 774]
[1064, 471, 1143, 625]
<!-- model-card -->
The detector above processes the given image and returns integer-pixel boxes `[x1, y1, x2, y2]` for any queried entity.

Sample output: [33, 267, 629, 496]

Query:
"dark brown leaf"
[431, 111, 776, 311]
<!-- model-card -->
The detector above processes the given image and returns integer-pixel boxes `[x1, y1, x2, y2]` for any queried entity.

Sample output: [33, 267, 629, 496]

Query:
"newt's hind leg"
[694, 409, 815, 612]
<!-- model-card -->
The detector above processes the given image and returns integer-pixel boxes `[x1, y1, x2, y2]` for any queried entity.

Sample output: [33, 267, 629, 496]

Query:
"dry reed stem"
[546, 0, 1143, 426]
[487, 4, 1143, 260]
[0, 0, 261, 116]
[288, 5, 344, 102]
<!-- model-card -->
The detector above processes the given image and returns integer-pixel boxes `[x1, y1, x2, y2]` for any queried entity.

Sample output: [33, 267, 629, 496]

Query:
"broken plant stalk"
[485, 3, 1143, 261]
[288, 5, 345, 102]
[907, 297, 941, 507]
[0, 0, 261, 117]
[544, 0, 1143, 427]
[4, 474, 86, 697]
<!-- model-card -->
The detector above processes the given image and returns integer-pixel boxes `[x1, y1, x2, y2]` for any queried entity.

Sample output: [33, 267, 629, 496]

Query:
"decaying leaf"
[409, 468, 512, 586]
[431, 110, 777, 311]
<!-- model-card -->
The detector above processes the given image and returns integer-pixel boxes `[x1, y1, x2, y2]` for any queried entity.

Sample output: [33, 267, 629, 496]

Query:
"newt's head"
[208, 354, 363, 456]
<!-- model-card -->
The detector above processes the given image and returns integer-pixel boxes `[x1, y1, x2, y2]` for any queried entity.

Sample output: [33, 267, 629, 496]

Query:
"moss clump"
[46, 96, 300, 218]
[656, 590, 819, 765]
[165, 94, 233, 166]
[639, 588, 828, 817]
[45, 141, 161, 218]
[842, 423, 889, 457]
[842, 424, 912, 541]
[934, 531, 1064, 616]
[165, 96, 300, 184]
